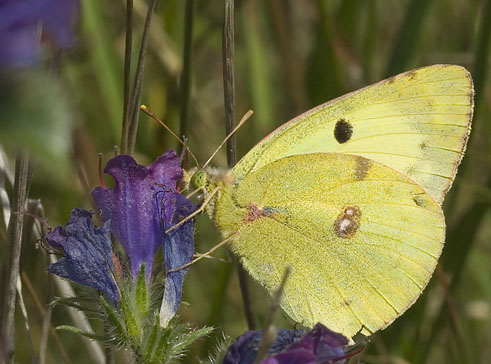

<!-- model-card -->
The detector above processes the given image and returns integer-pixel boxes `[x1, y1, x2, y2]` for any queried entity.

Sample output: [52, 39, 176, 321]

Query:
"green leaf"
[100, 296, 127, 342]
[135, 264, 149, 318]
[50, 296, 102, 315]
[143, 316, 213, 364]
[198, 334, 232, 364]
[120, 290, 140, 342]
[56, 325, 106, 341]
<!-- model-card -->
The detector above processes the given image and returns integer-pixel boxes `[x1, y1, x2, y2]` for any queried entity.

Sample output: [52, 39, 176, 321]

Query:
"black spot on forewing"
[334, 119, 353, 143]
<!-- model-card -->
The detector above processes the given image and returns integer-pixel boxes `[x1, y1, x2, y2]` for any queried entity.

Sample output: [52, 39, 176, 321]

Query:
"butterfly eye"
[334, 118, 353, 143]
[190, 170, 208, 189]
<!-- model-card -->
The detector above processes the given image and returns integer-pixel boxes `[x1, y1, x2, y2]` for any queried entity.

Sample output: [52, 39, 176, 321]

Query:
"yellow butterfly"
[187, 64, 473, 339]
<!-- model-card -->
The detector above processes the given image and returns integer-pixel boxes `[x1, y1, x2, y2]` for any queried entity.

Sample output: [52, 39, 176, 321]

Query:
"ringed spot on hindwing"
[334, 205, 361, 238]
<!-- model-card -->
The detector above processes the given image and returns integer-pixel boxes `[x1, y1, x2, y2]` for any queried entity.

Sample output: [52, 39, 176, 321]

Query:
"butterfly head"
[183, 168, 232, 219]
[184, 167, 229, 191]
[189, 169, 209, 190]
[182, 168, 214, 195]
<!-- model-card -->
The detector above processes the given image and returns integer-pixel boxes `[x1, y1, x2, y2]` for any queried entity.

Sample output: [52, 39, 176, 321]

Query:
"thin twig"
[127, 0, 157, 155]
[31, 200, 51, 364]
[223, 0, 236, 165]
[126, 0, 182, 76]
[21, 273, 74, 364]
[0, 152, 32, 363]
[39, 258, 53, 364]
[252, 267, 291, 364]
[16, 279, 35, 362]
[223, 0, 256, 331]
[120, 0, 134, 154]
[178, 0, 195, 147]
[0, 145, 14, 248]
[49, 255, 106, 364]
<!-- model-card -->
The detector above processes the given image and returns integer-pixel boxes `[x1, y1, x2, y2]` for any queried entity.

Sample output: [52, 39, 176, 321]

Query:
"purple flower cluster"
[46, 208, 119, 304]
[46, 150, 195, 320]
[0, 0, 79, 67]
[224, 323, 352, 364]
[91, 152, 185, 280]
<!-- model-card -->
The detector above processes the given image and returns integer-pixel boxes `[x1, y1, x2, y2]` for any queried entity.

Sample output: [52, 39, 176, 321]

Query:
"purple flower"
[0, 0, 79, 67]
[223, 329, 306, 364]
[91, 151, 190, 280]
[223, 324, 350, 364]
[160, 192, 196, 327]
[46, 209, 119, 304]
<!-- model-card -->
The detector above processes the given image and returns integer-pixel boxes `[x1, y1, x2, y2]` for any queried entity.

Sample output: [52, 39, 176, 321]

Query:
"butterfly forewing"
[233, 65, 473, 204]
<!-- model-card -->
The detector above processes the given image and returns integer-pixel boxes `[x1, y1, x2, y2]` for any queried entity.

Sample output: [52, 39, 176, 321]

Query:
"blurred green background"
[1, 0, 490, 363]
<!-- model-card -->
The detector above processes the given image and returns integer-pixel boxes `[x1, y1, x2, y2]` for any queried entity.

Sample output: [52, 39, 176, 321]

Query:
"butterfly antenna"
[202, 109, 254, 170]
[140, 105, 200, 167]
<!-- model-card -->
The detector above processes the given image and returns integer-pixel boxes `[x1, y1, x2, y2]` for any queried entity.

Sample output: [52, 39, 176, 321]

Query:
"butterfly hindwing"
[222, 153, 445, 338]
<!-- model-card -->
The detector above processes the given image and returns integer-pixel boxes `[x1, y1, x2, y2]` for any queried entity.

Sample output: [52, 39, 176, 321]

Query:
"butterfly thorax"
[185, 168, 244, 236]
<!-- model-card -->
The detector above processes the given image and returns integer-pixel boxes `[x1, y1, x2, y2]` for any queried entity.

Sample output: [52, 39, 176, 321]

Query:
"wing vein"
[355, 244, 425, 290]
[347, 248, 404, 313]
[351, 131, 467, 142]
[262, 216, 369, 329]
[362, 220, 443, 243]
[359, 232, 439, 268]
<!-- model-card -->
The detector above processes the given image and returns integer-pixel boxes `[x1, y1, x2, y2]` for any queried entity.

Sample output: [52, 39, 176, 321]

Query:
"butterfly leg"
[186, 185, 205, 199]
[168, 231, 239, 272]
[165, 186, 220, 234]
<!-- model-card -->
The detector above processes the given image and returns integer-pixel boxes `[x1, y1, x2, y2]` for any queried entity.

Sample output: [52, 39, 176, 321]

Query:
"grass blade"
[0, 152, 32, 363]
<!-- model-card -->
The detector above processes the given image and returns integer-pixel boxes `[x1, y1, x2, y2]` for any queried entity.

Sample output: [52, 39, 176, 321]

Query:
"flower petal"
[223, 329, 306, 364]
[91, 151, 183, 279]
[223, 331, 262, 364]
[46, 208, 119, 304]
[285, 323, 348, 363]
[159, 192, 196, 327]
[223, 324, 349, 364]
